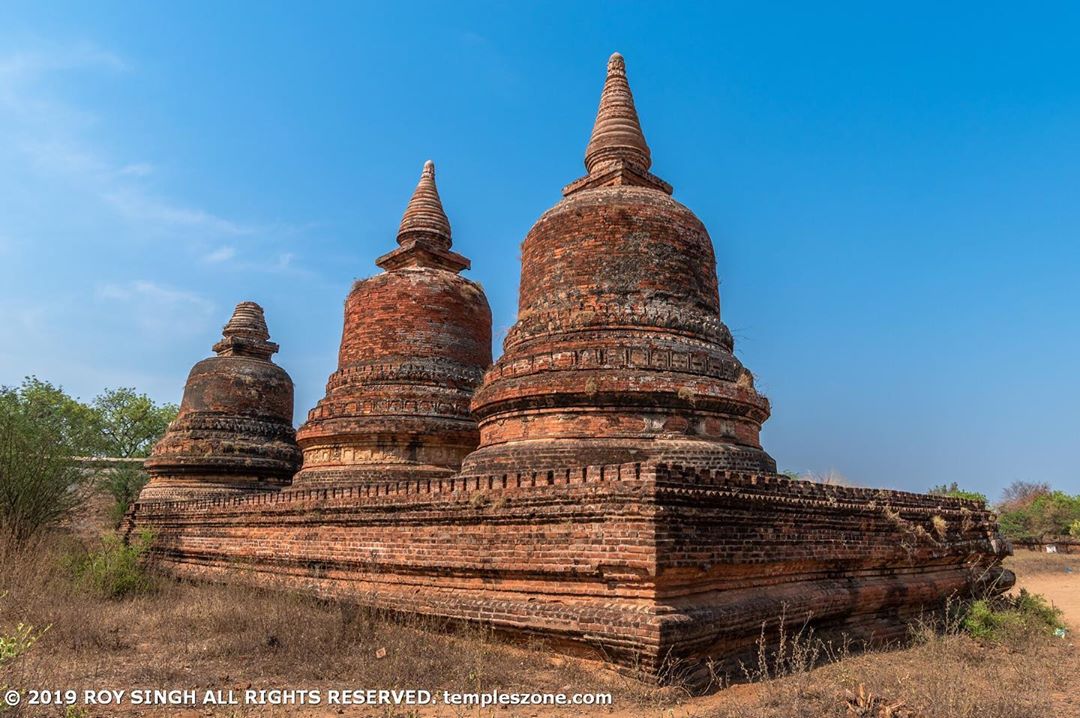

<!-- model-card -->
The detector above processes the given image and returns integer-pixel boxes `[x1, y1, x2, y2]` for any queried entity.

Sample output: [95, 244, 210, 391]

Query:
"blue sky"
[1, 2, 1077, 498]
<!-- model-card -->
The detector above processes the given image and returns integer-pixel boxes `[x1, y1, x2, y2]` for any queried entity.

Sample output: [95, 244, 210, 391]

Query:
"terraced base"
[126, 462, 1012, 685]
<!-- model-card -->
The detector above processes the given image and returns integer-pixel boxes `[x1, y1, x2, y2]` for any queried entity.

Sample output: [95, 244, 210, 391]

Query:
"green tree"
[0, 388, 88, 545]
[929, 481, 987, 505]
[998, 490, 1080, 542]
[86, 388, 175, 523]
[89, 387, 177, 458]
[10, 377, 99, 455]
[98, 464, 150, 527]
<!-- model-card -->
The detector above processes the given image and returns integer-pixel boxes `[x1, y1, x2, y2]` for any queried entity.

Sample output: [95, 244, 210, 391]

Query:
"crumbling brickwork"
[129, 463, 1009, 683]
[464, 53, 773, 476]
[132, 53, 1014, 685]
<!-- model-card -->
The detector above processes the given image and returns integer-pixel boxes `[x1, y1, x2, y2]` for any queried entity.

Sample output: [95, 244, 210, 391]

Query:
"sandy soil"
[1009, 550, 1080, 629]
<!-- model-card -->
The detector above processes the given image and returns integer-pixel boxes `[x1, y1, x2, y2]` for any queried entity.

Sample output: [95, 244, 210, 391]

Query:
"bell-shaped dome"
[463, 53, 774, 475]
[140, 302, 301, 502]
[293, 161, 492, 487]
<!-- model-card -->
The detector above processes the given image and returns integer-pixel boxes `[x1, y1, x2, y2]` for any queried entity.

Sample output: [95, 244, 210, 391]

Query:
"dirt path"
[1008, 551, 1080, 629]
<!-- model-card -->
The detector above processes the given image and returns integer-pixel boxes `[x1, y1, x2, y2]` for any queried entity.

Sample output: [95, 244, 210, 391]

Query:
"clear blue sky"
[1, 2, 1077, 499]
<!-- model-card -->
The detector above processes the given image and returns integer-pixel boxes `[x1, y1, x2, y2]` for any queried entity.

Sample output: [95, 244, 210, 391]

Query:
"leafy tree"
[997, 490, 1080, 542]
[0, 388, 88, 545]
[929, 481, 987, 505]
[89, 387, 177, 458]
[8, 377, 99, 455]
[1071, 519, 1080, 539]
[0, 379, 176, 540]
[999, 480, 1051, 510]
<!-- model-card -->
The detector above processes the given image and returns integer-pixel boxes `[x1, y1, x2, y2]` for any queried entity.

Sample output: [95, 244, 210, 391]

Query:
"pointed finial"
[213, 301, 278, 359]
[396, 159, 452, 250]
[584, 52, 651, 173]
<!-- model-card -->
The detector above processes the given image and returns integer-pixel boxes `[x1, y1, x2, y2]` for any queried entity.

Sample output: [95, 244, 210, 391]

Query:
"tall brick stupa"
[464, 53, 775, 475]
[140, 302, 302, 502]
[293, 161, 492, 487]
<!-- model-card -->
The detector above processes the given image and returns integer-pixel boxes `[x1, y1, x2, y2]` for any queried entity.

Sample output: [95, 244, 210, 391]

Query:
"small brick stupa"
[465, 52, 774, 476]
[140, 302, 301, 501]
[293, 161, 492, 487]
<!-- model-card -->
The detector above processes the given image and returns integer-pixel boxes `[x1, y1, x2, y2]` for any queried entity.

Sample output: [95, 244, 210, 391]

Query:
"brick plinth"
[128, 464, 1011, 684]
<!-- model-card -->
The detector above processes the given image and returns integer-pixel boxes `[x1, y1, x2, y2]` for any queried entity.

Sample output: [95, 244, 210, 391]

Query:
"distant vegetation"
[929, 481, 988, 505]
[0, 377, 176, 544]
[928, 478, 1080, 543]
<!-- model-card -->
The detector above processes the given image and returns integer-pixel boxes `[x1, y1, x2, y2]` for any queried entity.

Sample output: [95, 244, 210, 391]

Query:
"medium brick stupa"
[293, 161, 492, 487]
[140, 302, 301, 501]
[466, 52, 773, 475]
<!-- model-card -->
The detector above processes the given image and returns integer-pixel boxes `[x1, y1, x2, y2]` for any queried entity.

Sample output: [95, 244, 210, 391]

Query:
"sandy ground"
[1010, 551, 1080, 630]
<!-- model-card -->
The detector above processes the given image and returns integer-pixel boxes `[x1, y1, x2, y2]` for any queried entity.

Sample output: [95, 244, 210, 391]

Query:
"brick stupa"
[293, 161, 492, 487]
[128, 55, 1012, 687]
[465, 52, 774, 475]
[140, 302, 301, 501]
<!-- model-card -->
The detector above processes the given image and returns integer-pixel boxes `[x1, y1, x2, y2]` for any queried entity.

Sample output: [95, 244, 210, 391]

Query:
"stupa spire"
[376, 160, 470, 273]
[396, 160, 452, 250]
[584, 53, 651, 173]
[563, 53, 670, 196]
[213, 301, 278, 359]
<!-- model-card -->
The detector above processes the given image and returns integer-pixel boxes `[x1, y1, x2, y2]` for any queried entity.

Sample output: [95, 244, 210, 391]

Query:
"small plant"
[0, 622, 45, 666]
[962, 589, 1063, 642]
[70, 529, 156, 599]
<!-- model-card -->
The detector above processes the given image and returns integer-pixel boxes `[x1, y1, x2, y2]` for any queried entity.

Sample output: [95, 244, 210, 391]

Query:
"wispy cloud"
[96, 280, 216, 337]
[0, 44, 272, 244]
[204, 245, 237, 263]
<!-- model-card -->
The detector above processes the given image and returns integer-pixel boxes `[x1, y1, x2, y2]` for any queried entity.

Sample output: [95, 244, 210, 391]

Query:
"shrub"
[998, 490, 1080, 542]
[928, 482, 987, 505]
[962, 589, 1063, 642]
[71, 530, 156, 599]
[97, 464, 149, 527]
[0, 621, 44, 666]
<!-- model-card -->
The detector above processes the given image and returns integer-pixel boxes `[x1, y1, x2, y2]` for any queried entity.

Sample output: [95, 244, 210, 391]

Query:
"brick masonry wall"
[127, 462, 1011, 683]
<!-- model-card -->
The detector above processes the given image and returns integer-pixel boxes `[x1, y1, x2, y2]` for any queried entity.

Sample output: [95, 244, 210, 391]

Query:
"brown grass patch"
[2, 536, 1078, 717]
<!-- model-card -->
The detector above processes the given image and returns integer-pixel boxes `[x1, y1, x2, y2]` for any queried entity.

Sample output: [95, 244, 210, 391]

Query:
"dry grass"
[701, 610, 1074, 718]
[2, 535, 1078, 718]
[0, 533, 665, 716]
[1005, 547, 1080, 577]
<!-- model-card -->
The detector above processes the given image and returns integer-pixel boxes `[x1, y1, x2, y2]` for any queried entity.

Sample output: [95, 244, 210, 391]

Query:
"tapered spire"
[397, 160, 452, 250]
[376, 160, 470, 273]
[563, 53, 670, 197]
[584, 53, 651, 173]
